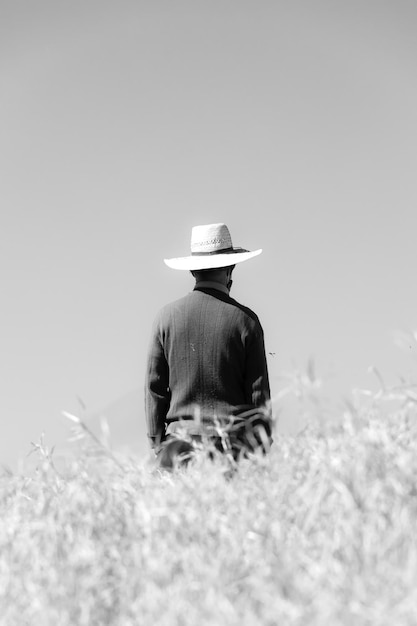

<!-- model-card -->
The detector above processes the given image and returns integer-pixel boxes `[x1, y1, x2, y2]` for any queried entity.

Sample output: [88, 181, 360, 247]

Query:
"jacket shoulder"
[154, 292, 195, 322]
[226, 296, 261, 326]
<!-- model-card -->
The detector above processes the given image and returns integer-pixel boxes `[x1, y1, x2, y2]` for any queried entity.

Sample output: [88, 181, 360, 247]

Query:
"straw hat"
[164, 223, 262, 270]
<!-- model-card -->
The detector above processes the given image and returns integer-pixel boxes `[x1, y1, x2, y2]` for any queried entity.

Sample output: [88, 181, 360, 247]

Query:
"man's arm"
[241, 322, 273, 449]
[244, 323, 271, 413]
[145, 318, 171, 449]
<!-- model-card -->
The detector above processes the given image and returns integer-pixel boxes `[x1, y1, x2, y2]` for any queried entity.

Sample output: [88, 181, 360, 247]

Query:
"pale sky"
[1, 1, 417, 468]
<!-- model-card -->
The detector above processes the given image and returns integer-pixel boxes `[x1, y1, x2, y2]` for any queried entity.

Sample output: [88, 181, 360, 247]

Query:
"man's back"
[145, 286, 270, 445]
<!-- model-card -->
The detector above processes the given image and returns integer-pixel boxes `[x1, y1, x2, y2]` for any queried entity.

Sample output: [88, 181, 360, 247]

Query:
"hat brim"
[164, 249, 262, 270]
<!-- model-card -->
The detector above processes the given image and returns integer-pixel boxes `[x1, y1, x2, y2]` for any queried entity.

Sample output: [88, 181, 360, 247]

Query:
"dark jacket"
[145, 287, 270, 448]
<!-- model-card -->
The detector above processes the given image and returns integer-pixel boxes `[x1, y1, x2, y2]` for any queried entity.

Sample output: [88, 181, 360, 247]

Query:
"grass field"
[1, 375, 417, 625]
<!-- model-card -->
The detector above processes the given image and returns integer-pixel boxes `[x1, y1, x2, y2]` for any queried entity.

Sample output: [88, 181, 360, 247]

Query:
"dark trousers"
[155, 413, 272, 470]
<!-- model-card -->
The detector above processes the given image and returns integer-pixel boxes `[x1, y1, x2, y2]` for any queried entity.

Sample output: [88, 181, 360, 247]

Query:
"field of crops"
[1, 378, 417, 625]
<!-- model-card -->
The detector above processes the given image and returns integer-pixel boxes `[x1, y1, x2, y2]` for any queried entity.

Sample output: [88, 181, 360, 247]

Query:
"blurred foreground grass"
[1, 374, 417, 625]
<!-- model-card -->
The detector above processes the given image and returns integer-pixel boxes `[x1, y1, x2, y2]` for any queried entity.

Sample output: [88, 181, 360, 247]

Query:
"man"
[145, 223, 272, 468]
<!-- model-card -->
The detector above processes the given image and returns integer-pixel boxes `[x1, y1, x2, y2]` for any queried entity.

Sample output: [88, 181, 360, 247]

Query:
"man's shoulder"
[206, 290, 261, 325]
[156, 289, 262, 328]
[156, 292, 196, 318]
[194, 288, 262, 327]
[226, 296, 261, 325]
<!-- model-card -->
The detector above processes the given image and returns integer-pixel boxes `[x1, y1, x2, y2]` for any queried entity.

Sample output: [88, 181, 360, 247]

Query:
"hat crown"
[163, 222, 262, 270]
[190, 223, 233, 254]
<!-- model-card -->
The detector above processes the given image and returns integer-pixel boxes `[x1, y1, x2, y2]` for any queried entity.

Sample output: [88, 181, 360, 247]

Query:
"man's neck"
[194, 280, 230, 295]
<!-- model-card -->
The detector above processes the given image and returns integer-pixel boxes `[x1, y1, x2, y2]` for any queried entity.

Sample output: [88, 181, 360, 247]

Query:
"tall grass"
[1, 372, 417, 625]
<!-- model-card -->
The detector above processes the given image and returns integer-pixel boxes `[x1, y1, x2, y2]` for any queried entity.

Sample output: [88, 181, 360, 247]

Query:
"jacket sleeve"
[145, 315, 171, 449]
[244, 321, 271, 415]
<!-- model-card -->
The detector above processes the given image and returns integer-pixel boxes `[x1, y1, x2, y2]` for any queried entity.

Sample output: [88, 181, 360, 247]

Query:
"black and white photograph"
[1, 1, 417, 624]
